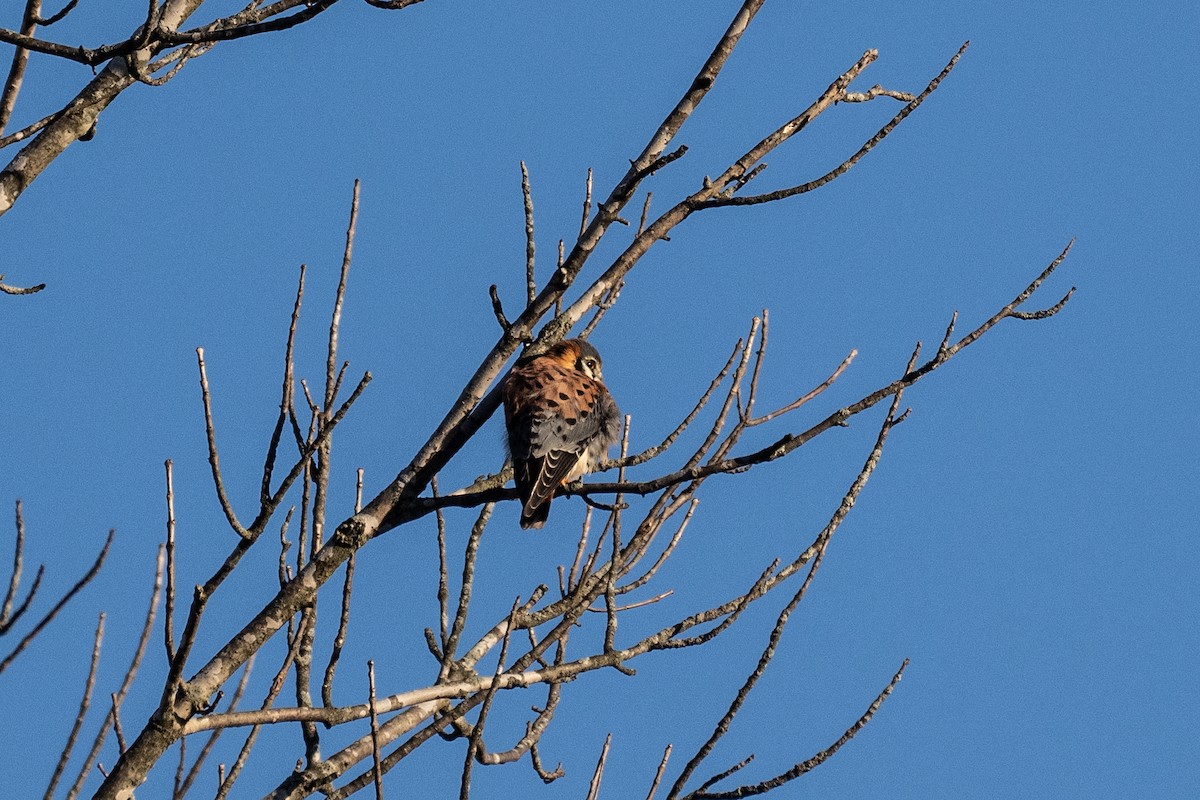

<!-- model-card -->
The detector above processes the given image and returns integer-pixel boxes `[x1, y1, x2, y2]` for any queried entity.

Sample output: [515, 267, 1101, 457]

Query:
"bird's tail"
[520, 499, 551, 530]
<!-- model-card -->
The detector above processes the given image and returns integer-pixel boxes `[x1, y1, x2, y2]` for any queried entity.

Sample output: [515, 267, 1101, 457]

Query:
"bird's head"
[546, 338, 604, 381]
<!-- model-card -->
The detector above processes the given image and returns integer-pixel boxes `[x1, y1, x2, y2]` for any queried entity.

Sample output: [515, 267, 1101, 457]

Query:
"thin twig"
[588, 589, 673, 613]
[620, 498, 697, 594]
[637, 192, 653, 236]
[44, 611, 103, 800]
[522, 161, 536, 306]
[0, 0, 41, 136]
[840, 83, 915, 103]
[579, 167, 593, 238]
[196, 348, 251, 539]
[611, 338, 742, 471]
[459, 597, 520, 798]
[603, 416, 632, 654]
[33, 0, 80, 27]
[294, 602, 322, 765]
[215, 620, 309, 800]
[478, 662, 564, 770]
[109, 693, 126, 754]
[568, 506, 593, 592]
[742, 307, 769, 421]
[321, 552, 356, 710]
[262, 262, 306, 507]
[743, 349, 857, 426]
[585, 733, 612, 800]
[442, 504, 493, 675]
[696, 754, 754, 794]
[0, 109, 58, 149]
[173, 737, 186, 799]
[488, 284, 511, 331]
[164, 459, 177, 664]
[325, 179, 358, 412]
[530, 735, 565, 783]
[646, 744, 673, 800]
[368, 661, 385, 800]
[580, 279, 623, 340]
[433, 476, 450, 648]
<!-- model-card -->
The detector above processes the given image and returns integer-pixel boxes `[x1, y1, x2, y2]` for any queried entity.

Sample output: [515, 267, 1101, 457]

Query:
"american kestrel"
[501, 338, 622, 529]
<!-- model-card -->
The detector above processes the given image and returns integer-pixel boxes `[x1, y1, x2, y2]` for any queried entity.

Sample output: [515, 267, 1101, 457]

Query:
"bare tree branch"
[164, 461, 178, 664]
[0, 272, 45, 294]
[522, 161, 537, 307]
[32, 0, 81, 27]
[1, 500, 41, 633]
[687, 660, 909, 799]
[584, 733, 612, 800]
[698, 43, 969, 209]
[196, 347, 251, 539]
[0, 0, 41, 136]
[65, 545, 162, 800]
[367, 661, 385, 800]
[646, 744, 673, 800]
[44, 611, 103, 800]
[0, 528, 112, 675]
[321, 551, 356, 711]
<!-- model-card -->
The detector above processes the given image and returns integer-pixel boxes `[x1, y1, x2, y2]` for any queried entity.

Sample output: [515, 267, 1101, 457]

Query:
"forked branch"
[0, 522, 112, 675]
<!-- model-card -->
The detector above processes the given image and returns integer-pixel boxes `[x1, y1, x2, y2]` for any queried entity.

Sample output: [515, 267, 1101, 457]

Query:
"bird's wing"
[524, 363, 614, 455]
[523, 448, 582, 515]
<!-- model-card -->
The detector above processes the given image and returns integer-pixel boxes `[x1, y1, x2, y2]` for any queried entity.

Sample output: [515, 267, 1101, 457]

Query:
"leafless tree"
[2, 1, 1076, 798]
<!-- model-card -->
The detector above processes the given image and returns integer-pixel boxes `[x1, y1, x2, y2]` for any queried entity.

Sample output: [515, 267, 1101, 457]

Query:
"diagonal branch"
[0, 0, 42, 136]
[699, 43, 969, 208]
[65, 545, 163, 800]
[1, 499, 42, 633]
[44, 611, 104, 800]
[0, 528, 112, 675]
[689, 660, 909, 799]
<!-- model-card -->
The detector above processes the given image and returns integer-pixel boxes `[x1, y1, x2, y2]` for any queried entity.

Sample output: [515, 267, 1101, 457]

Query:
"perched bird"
[501, 339, 622, 529]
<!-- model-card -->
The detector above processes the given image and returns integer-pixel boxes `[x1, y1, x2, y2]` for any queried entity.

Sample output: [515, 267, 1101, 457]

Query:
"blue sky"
[2, 1, 1197, 798]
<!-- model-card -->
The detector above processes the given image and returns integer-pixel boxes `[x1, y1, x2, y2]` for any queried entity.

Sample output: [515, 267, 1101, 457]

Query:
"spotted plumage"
[501, 339, 622, 529]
